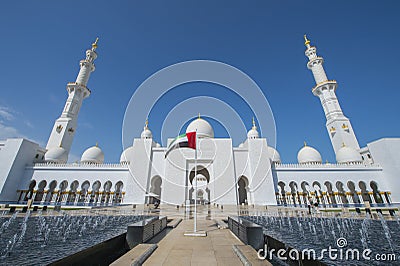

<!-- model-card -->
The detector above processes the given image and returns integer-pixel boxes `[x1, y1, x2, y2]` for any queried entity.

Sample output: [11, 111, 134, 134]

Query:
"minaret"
[304, 35, 360, 154]
[45, 38, 99, 161]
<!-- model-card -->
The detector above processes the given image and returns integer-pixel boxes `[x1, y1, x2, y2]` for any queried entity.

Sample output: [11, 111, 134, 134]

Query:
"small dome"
[120, 146, 134, 163]
[268, 146, 281, 163]
[247, 129, 259, 139]
[45, 147, 67, 163]
[141, 119, 152, 139]
[186, 117, 214, 138]
[81, 145, 104, 164]
[336, 146, 362, 164]
[247, 118, 259, 139]
[141, 128, 152, 139]
[297, 144, 322, 164]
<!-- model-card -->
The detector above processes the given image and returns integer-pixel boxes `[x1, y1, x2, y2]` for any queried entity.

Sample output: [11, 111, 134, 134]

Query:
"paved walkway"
[144, 219, 244, 265]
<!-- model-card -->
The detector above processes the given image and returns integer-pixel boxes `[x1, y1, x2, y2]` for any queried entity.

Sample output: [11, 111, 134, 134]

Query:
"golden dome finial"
[304, 141, 307, 147]
[252, 117, 257, 130]
[198, 113, 201, 119]
[95, 142, 98, 147]
[342, 142, 346, 147]
[304, 34, 310, 46]
[92, 37, 99, 51]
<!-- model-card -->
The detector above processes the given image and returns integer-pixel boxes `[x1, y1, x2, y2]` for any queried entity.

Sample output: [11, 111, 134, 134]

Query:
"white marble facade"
[0, 38, 399, 207]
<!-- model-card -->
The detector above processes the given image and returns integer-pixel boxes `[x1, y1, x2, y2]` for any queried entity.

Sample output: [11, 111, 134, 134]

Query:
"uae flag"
[165, 131, 196, 158]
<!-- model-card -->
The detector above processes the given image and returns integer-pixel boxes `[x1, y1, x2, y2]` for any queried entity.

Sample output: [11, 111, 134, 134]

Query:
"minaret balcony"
[312, 80, 337, 96]
[307, 57, 324, 69]
[67, 82, 91, 98]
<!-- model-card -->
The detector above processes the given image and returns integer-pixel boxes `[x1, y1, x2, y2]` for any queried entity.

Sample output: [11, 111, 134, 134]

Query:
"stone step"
[232, 244, 272, 266]
[167, 218, 182, 228]
[110, 243, 157, 266]
[215, 218, 228, 229]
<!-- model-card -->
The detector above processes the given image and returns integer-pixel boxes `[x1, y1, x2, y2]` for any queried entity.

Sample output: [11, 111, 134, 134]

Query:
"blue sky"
[0, 1, 399, 163]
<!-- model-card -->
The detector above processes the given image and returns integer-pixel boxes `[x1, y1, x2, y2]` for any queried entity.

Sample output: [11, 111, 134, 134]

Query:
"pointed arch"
[347, 181, 360, 204]
[90, 180, 101, 205]
[45, 180, 57, 203]
[114, 181, 124, 204]
[370, 181, 383, 204]
[102, 181, 112, 205]
[79, 181, 90, 203]
[336, 181, 348, 205]
[312, 181, 324, 205]
[66, 180, 79, 204]
[34, 180, 47, 202]
[359, 181, 371, 203]
[324, 181, 336, 206]
[56, 180, 68, 203]
[289, 181, 300, 206]
[238, 176, 249, 205]
[189, 166, 210, 185]
[24, 180, 36, 201]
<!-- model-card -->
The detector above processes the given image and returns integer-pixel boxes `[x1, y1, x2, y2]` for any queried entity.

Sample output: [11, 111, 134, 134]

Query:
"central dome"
[186, 118, 214, 138]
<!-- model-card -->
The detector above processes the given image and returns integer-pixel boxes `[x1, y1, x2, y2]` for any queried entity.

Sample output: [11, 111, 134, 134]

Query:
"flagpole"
[194, 129, 197, 233]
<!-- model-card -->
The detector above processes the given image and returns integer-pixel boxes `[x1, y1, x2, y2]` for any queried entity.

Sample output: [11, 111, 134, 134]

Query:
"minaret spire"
[75, 37, 98, 86]
[92, 37, 99, 51]
[304, 35, 360, 154]
[45, 39, 99, 163]
[304, 34, 311, 48]
[252, 117, 257, 130]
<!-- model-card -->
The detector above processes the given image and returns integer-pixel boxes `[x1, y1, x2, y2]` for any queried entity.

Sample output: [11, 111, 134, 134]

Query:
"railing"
[276, 202, 398, 208]
[31, 162, 130, 168]
[274, 162, 381, 169]
[12, 200, 126, 207]
[228, 216, 264, 250]
[126, 216, 167, 249]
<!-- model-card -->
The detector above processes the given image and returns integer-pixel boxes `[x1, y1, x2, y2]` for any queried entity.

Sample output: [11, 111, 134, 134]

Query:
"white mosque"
[0, 36, 399, 208]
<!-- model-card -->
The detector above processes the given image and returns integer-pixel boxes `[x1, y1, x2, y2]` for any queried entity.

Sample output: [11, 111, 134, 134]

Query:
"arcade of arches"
[17, 179, 125, 205]
[276, 180, 392, 207]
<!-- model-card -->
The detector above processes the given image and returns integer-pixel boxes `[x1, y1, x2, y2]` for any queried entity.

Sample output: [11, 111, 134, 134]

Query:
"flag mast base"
[184, 230, 207, 237]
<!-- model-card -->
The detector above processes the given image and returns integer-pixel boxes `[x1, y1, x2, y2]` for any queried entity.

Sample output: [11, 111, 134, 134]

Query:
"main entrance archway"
[188, 166, 210, 204]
